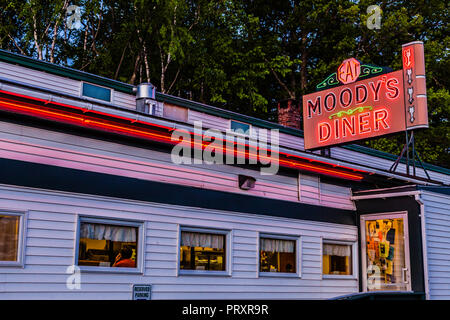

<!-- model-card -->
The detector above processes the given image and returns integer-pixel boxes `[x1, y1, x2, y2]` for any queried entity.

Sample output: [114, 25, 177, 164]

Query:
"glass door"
[361, 212, 411, 292]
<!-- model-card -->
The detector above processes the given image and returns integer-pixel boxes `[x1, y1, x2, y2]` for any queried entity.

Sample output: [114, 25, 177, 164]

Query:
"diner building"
[0, 49, 448, 299]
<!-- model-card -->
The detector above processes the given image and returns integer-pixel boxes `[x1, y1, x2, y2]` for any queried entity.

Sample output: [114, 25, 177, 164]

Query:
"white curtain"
[80, 223, 137, 242]
[260, 238, 295, 253]
[181, 232, 224, 249]
[324, 243, 351, 257]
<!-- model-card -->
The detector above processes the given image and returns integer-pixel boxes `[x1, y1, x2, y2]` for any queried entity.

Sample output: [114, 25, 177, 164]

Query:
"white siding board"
[0, 122, 307, 205]
[114, 91, 136, 110]
[0, 186, 359, 239]
[0, 184, 358, 299]
[299, 174, 354, 209]
[421, 191, 450, 300]
[278, 132, 305, 150]
[0, 62, 80, 96]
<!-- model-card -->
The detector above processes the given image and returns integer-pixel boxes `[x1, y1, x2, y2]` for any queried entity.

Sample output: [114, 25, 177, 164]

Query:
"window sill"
[259, 272, 300, 278]
[179, 270, 231, 277]
[78, 266, 143, 274]
[323, 274, 357, 280]
[0, 261, 24, 268]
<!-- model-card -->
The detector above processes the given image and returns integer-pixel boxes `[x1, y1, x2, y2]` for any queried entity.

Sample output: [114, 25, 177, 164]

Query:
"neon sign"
[303, 41, 428, 150]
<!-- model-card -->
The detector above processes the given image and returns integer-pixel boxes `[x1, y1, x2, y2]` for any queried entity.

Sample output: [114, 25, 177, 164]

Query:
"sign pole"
[412, 131, 416, 176]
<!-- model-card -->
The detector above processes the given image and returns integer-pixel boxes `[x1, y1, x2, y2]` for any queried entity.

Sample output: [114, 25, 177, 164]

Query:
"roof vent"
[134, 83, 163, 116]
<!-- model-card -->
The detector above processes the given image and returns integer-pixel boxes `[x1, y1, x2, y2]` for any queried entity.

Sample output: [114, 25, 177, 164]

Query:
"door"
[360, 212, 411, 292]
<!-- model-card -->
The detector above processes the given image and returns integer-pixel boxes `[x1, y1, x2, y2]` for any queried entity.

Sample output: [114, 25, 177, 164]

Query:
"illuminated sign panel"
[303, 70, 404, 150]
[303, 41, 428, 150]
[402, 42, 428, 130]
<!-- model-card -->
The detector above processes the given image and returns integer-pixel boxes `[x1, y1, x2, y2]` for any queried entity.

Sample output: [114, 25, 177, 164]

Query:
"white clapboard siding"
[421, 191, 450, 300]
[331, 146, 450, 185]
[0, 184, 358, 300]
[299, 174, 320, 205]
[188, 109, 230, 132]
[0, 61, 138, 111]
[279, 132, 305, 151]
[0, 120, 351, 209]
[0, 61, 80, 96]
[299, 174, 354, 210]
[114, 91, 136, 110]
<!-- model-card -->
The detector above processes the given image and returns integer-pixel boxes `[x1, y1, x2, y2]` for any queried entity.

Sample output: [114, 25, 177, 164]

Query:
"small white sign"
[132, 284, 151, 300]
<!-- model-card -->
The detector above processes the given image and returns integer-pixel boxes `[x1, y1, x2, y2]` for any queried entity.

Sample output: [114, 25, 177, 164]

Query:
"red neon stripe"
[0, 95, 366, 180]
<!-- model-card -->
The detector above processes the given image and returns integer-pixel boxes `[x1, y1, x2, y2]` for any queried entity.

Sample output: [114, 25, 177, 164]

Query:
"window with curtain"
[78, 221, 138, 268]
[260, 237, 296, 273]
[323, 242, 352, 275]
[180, 231, 226, 271]
[0, 214, 21, 262]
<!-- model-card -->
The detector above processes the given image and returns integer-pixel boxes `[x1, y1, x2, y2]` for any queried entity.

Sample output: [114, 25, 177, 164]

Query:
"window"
[77, 218, 140, 270]
[230, 120, 251, 135]
[260, 236, 297, 274]
[0, 212, 24, 266]
[82, 82, 112, 102]
[323, 242, 353, 276]
[180, 229, 227, 272]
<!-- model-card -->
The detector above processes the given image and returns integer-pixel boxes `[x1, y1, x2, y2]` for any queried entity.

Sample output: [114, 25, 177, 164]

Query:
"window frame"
[178, 226, 232, 277]
[229, 120, 252, 136]
[80, 81, 114, 104]
[321, 239, 357, 280]
[0, 210, 26, 267]
[74, 216, 144, 274]
[258, 233, 302, 278]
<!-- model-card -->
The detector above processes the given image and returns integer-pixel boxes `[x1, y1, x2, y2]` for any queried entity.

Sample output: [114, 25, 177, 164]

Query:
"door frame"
[360, 211, 412, 292]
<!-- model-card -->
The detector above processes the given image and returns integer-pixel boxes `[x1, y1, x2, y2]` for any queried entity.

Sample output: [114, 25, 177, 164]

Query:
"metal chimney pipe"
[136, 83, 156, 100]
